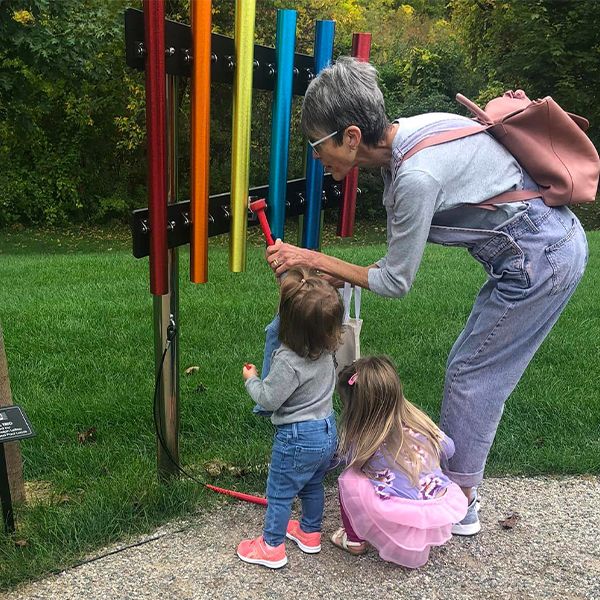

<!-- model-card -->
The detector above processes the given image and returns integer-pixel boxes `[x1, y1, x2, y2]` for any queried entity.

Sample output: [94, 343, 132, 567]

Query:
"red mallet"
[204, 484, 268, 506]
[249, 198, 275, 246]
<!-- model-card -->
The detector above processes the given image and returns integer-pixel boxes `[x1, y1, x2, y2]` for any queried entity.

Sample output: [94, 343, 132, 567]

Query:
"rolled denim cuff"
[442, 467, 484, 489]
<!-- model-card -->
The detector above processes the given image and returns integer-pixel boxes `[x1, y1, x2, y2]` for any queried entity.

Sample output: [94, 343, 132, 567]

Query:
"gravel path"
[2, 476, 599, 600]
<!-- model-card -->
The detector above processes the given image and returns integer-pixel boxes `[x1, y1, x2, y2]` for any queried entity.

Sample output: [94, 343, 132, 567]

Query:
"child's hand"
[242, 363, 259, 380]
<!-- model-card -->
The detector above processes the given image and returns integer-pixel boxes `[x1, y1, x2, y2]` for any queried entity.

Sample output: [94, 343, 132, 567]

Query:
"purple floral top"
[362, 428, 455, 501]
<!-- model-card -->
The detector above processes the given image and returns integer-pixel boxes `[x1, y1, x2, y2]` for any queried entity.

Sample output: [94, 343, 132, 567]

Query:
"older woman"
[266, 57, 588, 535]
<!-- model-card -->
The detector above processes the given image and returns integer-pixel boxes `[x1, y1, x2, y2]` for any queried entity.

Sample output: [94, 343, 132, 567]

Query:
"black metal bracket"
[131, 175, 349, 258]
[125, 8, 315, 94]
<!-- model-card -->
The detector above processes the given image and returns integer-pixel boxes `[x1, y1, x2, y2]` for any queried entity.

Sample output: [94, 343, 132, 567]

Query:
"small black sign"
[0, 406, 35, 443]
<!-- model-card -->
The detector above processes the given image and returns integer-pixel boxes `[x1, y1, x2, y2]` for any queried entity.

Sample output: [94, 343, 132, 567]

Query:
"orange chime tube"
[190, 1, 212, 284]
[338, 33, 372, 238]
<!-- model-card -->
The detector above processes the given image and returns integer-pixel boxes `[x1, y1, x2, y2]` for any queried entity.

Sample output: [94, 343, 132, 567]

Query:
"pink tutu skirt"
[338, 468, 468, 568]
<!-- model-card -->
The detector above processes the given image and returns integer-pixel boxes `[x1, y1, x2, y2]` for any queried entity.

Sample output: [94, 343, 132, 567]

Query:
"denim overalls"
[430, 197, 588, 488]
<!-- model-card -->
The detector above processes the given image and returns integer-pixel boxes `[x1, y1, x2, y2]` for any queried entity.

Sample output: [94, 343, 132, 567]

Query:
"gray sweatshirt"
[367, 112, 528, 298]
[244, 344, 335, 426]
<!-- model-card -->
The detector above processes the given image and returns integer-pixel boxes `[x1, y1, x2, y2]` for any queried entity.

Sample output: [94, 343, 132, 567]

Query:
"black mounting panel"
[125, 8, 316, 95]
[130, 174, 349, 259]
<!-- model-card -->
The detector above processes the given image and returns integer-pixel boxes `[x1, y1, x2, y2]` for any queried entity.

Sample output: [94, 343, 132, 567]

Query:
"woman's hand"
[265, 239, 371, 289]
[266, 240, 314, 276]
[242, 363, 259, 380]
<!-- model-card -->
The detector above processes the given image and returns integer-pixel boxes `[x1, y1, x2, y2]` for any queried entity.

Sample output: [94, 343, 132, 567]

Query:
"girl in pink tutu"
[333, 356, 468, 568]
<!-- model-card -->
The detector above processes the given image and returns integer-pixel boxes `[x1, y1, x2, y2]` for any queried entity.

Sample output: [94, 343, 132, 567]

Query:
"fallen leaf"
[498, 511, 521, 529]
[227, 465, 247, 477]
[204, 459, 227, 476]
[14, 539, 28, 548]
[185, 366, 200, 375]
[77, 427, 97, 444]
[204, 460, 247, 478]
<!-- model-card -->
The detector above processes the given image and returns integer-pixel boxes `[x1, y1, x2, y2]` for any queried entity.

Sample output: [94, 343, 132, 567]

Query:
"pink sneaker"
[286, 520, 321, 553]
[237, 535, 287, 569]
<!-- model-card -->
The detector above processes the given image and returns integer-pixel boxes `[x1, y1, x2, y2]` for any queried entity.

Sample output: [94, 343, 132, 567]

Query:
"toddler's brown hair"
[278, 267, 344, 359]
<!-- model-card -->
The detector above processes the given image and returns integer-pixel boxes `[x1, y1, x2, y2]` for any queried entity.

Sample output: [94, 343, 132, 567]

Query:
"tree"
[449, 0, 600, 144]
[0, 0, 138, 226]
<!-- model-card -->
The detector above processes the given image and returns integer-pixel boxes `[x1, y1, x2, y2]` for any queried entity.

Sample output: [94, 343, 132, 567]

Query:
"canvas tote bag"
[335, 283, 362, 376]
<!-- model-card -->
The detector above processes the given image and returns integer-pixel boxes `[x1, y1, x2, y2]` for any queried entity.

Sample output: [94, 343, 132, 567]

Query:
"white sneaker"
[452, 491, 481, 536]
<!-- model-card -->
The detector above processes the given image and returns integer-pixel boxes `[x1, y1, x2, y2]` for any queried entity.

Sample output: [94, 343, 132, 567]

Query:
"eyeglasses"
[308, 130, 338, 153]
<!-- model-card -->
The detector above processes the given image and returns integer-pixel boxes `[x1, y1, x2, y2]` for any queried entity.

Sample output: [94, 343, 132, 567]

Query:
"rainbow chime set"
[126, 2, 371, 293]
[125, 1, 371, 479]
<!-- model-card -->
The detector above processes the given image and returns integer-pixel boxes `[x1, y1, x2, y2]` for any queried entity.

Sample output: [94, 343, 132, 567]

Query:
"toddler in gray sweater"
[237, 268, 344, 569]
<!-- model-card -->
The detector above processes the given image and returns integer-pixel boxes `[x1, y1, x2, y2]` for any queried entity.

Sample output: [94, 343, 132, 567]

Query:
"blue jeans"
[263, 415, 337, 546]
[430, 200, 588, 488]
[252, 314, 280, 416]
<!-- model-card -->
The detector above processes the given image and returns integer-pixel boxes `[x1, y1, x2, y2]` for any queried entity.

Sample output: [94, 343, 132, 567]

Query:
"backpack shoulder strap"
[399, 125, 489, 164]
[397, 93, 494, 166]
[397, 125, 544, 207]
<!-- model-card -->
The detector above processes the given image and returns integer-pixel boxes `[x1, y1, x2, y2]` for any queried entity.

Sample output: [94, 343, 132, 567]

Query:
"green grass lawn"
[0, 223, 598, 588]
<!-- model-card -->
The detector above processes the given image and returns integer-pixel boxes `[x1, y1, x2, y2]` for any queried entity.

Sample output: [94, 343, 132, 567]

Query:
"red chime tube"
[338, 33, 372, 238]
[144, 0, 168, 295]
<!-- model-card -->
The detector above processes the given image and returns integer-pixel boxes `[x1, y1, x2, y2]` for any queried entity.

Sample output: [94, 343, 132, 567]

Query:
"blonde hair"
[337, 356, 444, 485]
[278, 268, 344, 359]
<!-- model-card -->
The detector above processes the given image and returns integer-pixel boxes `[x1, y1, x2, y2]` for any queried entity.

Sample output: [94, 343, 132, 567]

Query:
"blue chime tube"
[267, 9, 297, 241]
[301, 20, 335, 249]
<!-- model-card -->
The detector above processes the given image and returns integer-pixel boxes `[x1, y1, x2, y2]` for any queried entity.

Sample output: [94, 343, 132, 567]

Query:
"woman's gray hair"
[301, 56, 389, 147]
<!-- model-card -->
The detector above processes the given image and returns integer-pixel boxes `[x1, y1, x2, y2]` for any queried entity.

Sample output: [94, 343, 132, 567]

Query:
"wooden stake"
[0, 324, 25, 504]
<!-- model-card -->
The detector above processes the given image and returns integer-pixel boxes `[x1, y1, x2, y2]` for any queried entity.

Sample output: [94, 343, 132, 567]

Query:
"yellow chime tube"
[229, 0, 256, 272]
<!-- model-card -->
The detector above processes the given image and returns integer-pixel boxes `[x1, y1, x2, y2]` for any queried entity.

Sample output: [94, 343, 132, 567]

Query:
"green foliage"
[0, 0, 141, 226]
[379, 42, 471, 118]
[450, 0, 600, 144]
[1, 0, 599, 227]
[447, 0, 600, 225]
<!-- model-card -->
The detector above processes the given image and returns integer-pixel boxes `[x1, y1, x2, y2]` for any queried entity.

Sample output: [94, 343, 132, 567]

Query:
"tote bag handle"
[342, 282, 362, 323]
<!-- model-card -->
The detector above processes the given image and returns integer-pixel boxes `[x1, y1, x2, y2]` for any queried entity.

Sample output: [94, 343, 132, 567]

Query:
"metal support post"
[155, 74, 180, 480]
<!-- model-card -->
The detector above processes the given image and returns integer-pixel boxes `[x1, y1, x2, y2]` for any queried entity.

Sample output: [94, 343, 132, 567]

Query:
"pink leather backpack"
[402, 90, 600, 207]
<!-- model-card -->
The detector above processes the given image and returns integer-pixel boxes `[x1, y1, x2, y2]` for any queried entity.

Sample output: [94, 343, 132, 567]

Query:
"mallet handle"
[256, 211, 275, 246]
[205, 484, 268, 506]
[249, 199, 275, 246]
